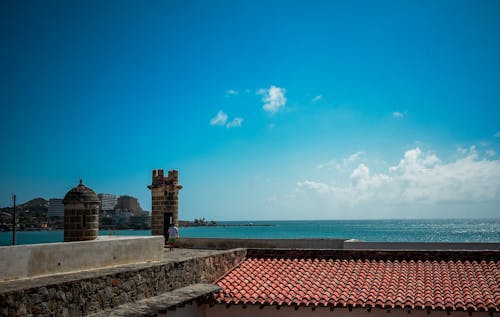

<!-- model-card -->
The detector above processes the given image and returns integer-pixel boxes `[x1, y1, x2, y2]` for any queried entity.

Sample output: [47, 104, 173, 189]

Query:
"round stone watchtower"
[63, 179, 100, 242]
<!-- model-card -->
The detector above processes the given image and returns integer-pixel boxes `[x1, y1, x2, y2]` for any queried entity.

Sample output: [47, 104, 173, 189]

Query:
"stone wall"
[0, 249, 246, 317]
[177, 238, 500, 251]
[344, 241, 500, 250]
[246, 248, 500, 261]
[177, 238, 345, 250]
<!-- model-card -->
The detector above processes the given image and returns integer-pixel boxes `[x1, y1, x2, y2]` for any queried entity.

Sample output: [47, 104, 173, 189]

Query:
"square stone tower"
[148, 169, 182, 238]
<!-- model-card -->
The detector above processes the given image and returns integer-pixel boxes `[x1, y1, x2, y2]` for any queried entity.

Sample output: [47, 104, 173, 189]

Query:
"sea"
[1, 219, 499, 246]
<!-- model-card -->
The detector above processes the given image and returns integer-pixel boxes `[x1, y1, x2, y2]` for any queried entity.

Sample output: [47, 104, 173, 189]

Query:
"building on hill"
[129, 213, 151, 229]
[97, 193, 117, 214]
[115, 195, 142, 215]
[47, 198, 64, 217]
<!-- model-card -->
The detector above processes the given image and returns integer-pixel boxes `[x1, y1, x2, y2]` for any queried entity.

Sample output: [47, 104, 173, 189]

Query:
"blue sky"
[1, 0, 499, 219]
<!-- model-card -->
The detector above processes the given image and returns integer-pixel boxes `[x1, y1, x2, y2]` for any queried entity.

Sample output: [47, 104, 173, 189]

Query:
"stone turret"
[63, 179, 100, 242]
[148, 169, 182, 238]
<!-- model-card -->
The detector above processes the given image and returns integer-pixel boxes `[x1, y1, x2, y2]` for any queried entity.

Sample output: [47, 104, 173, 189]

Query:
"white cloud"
[312, 95, 322, 103]
[486, 150, 496, 157]
[258, 85, 287, 113]
[225, 89, 238, 96]
[392, 111, 405, 119]
[317, 151, 364, 170]
[226, 117, 243, 128]
[210, 111, 243, 128]
[494, 131, 500, 137]
[297, 180, 331, 194]
[388, 147, 440, 173]
[350, 163, 370, 184]
[299, 146, 500, 205]
[456, 147, 468, 156]
[209, 110, 228, 126]
[348, 152, 364, 162]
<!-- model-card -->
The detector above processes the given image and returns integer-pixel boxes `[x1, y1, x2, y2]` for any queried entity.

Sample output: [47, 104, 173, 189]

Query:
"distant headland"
[180, 218, 274, 227]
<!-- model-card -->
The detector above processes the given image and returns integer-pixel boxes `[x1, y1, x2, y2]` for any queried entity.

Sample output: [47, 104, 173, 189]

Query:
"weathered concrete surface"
[0, 236, 164, 282]
[177, 238, 345, 249]
[344, 241, 500, 250]
[89, 283, 219, 317]
[0, 248, 246, 317]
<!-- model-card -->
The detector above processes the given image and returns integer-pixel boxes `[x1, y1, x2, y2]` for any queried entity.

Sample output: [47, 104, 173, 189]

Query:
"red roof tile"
[215, 257, 500, 312]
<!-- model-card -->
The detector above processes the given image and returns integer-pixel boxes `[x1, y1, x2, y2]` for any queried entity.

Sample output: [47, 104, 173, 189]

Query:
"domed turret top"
[63, 179, 99, 204]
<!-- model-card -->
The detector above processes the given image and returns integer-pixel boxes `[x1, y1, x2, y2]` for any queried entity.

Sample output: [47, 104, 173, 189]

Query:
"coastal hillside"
[0, 198, 48, 231]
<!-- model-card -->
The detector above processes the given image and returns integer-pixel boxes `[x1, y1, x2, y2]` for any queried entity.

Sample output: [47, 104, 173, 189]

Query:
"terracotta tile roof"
[215, 256, 500, 312]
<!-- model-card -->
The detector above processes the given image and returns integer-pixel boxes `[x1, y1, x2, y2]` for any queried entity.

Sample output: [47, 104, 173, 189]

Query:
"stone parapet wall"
[177, 238, 500, 251]
[247, 248, 500, 261]
[344, 241, 500, 250]
[0, 248, 246, 317]
[177, 238, 346, 250]
[0, 236, 164, 282]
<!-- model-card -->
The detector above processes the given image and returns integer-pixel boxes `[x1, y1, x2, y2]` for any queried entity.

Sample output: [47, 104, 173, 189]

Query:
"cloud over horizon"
[298, 147, 500, 207]
[317, 152, 364, 170]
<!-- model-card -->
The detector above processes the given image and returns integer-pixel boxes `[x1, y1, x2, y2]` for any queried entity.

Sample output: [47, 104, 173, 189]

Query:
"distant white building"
[48, 198, 64, 217]
[97, 193, 117, 213]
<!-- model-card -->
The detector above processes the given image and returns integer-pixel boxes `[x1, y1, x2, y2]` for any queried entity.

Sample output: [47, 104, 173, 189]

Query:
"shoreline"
[181, 223, 274, 228]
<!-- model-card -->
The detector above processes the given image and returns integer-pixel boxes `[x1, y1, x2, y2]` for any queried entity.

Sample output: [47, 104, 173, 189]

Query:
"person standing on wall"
[167, 224, 179, 251]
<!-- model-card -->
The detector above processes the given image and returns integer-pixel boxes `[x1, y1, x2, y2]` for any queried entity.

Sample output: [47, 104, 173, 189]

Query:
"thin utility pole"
[12, 194, 16, 245]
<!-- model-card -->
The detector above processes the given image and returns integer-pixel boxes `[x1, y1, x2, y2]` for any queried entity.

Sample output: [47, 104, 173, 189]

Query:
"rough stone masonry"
[148, 169, 182, 238]
[0, 248, 247, 317]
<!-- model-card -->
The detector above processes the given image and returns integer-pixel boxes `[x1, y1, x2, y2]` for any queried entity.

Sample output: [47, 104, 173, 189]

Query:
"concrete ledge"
[0, 236, 164, 281]
[177, 238, 345, 249]
[89, 284, 220, 317]
[247, 248, 500, 261]
[344, 241, 500, 250]
[177, 238, 500, 251]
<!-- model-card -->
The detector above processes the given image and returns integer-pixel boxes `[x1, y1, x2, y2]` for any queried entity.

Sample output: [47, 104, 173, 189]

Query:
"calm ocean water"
[0, 219, 499, 246]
